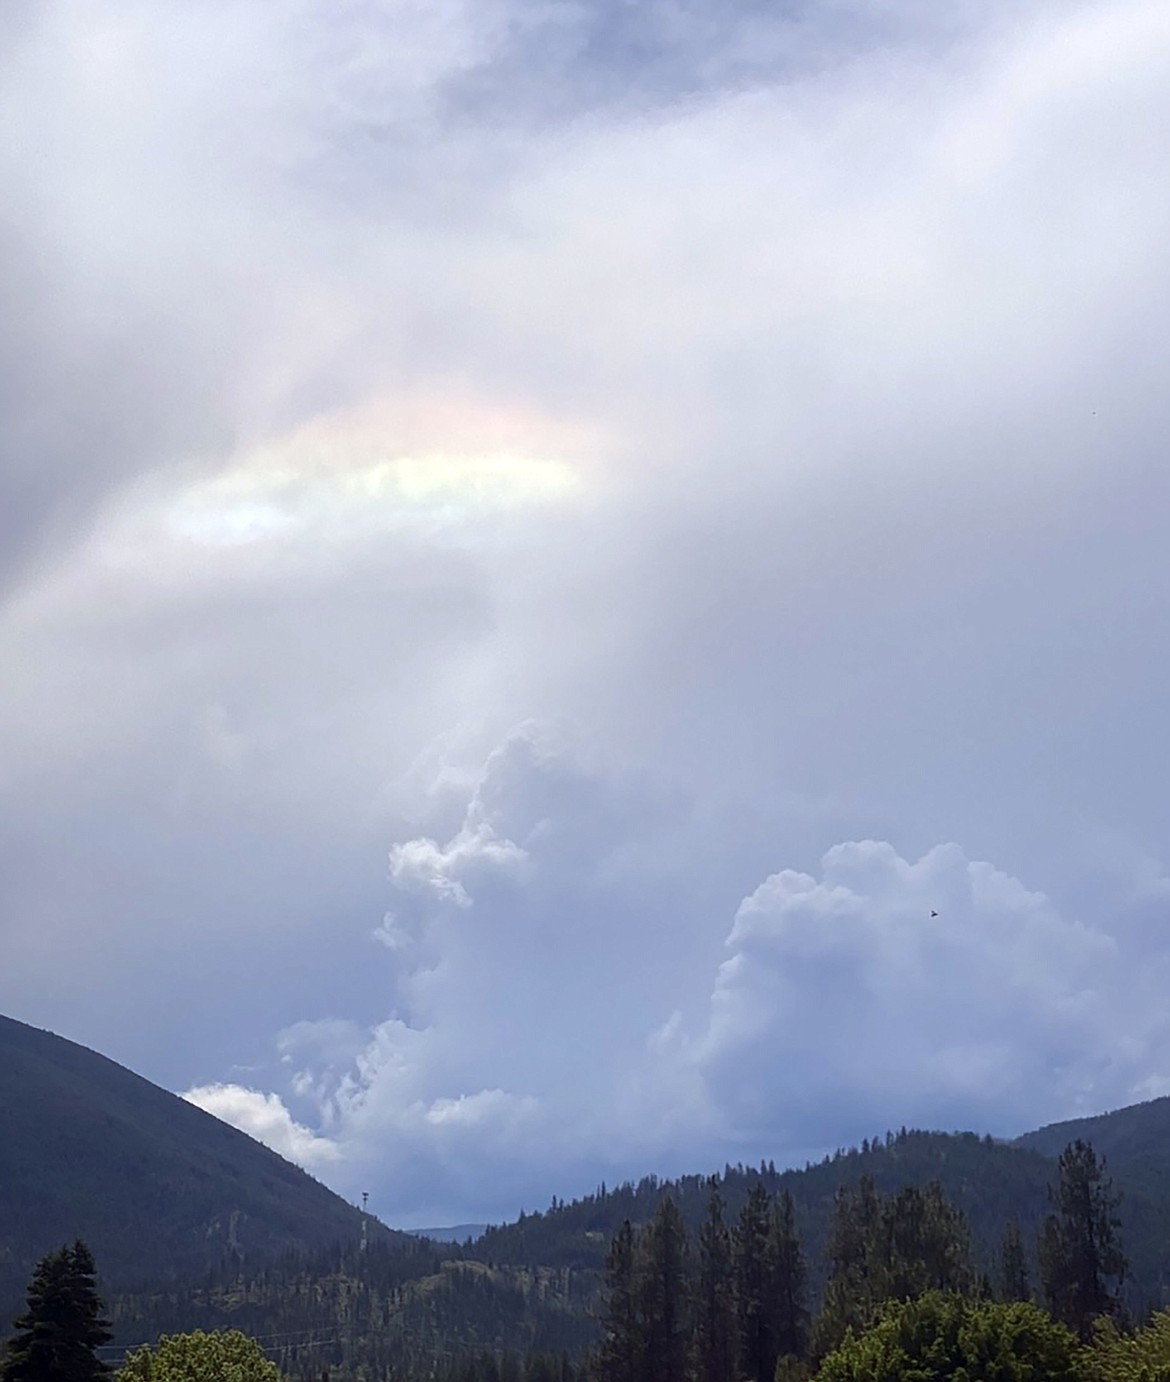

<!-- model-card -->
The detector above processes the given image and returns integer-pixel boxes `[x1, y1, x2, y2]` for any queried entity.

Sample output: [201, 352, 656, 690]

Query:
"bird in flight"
[930, 910, 939, 918]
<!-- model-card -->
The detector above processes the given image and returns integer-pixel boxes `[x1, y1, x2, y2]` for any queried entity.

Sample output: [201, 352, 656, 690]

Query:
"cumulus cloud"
[188, 733, 1170, 1222]
[670, 842, 1146, 1152]
[183, 1083, 343, 1170]
[389, 825, 528, 909]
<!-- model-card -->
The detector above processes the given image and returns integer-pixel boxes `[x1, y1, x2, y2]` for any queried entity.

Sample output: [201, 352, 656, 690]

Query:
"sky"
[3, 0, 1170, 1229]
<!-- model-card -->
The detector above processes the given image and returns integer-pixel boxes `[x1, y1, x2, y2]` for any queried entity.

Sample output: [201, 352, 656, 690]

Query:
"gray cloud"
[4, 0, 1170, 1220]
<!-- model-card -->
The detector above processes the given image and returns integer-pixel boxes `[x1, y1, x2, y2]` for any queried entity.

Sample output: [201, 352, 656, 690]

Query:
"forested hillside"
[8, 1009, 1170, 1378]
[92, 1125, 1170, 1376]
[1017, 1096, 1170, 1200]
[467, 1128, 1170, 1309]
[0, 1015, 414, 1314]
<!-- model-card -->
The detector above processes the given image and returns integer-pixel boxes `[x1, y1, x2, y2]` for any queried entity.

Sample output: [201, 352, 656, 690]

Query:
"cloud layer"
[4, 0, 1170, 1222]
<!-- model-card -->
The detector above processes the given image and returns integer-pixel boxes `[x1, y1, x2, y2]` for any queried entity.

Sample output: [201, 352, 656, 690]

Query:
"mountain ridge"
[10, 1011, 1170, 1366]
[0, 1012, 410, 1313]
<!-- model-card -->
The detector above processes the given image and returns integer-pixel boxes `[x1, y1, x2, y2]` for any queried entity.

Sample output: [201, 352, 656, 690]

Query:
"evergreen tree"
[692, 1182, 735, 1382]
[638, 1198, 688, 1382]
[884, 1183, 972, 1298]
[596, 1222, 641, 1382]
[997, 1221, 1031, 1303]
[2, 1242, 112, 1382]
[735, 1182, 776, 1382]
[1038, 1139, 1126, 1340]
[770, 1190, 809, 1364]
[812, 1175, 883, 1360]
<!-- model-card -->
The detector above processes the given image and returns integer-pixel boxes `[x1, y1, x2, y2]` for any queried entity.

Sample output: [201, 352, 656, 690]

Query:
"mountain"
[466, 1125, 1170, 1312]
[104, 1120, 1170, 1376]
[0, 1013, 412, 1314]
[1016, 1096, 1170, 1201]
[10, 1007, 1170, 1375]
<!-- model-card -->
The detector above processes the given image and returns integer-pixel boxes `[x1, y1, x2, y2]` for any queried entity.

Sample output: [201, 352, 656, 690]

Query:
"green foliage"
[594, 1201, 688, 1382]
[998, 1221, 1032, 1303]
[736, 1185, 810, 1382]
[1039, 1141, 1126, 1340]
[1, 1241, 112, 1382]
[1085, 1311, 1170, 1382]
[116, 1330, 279, 1382]
[772, 1189, 810, 1364]
[812, 1177, 971, 1359]
[737, 1182, 779, 1382]
[692, 1182, 735, 1382]
[814, 1291, 1084, 1382]
[638, 1199, 688, 1382]
[596, 1223, 640, 1382]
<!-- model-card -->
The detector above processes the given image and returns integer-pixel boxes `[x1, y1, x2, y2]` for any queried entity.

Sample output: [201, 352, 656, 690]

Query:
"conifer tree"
[997, 1221, 1031, 1303]
[2, 1241, 112, 1382]
[1039, 1140, 1126, 1341]
[770, 1190, 809, 1364]
[811, 1175, 882, 1360]
[884, 1183, 972, 1298]
[596, 1221, 641, 1382]
[638, 1198, 688, 1382]
[692, 1181, 735, 1382]
[735, 1182, 775, 1382]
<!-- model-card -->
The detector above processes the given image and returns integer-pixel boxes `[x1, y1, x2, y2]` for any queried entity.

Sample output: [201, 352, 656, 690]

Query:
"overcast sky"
[4, 0, 1170, 1228]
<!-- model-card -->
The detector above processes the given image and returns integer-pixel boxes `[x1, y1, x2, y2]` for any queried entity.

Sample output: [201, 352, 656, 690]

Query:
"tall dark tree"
[638, 1198, 689, 1382]
[997, 1221, 1031, 1304]
[770, 1190, 809, 1364]
[2, 1242, 112, 1382]
[692, 1181, 735, 1382]
[884, 1183, 972, 1299]
[735, 1182, 776, 1382]
[812, 1175, 883, 1360]
[596, 1221, 641, 1382]
[1038, 1139, 1126, 1340]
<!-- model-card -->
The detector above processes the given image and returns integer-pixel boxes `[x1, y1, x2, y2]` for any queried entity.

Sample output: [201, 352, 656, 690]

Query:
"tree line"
[0, 1139, 1136, 1382]
[591, 1138, 1129, 1382]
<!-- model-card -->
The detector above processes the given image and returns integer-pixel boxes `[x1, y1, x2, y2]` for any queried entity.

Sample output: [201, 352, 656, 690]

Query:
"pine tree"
[596, 1222, 641, 1382]
[2, 1242, 112, 1382]
[771, 1190, 809, 1364]
[997, 1221, 1030, 1303]
[692, 1181, 735, 1382]
[638, 1198, 688, 1382]
[812, 1175, 882, 1360]
[735, 1182, 775, 1382]
[884, 1183, 972, 1298]
[1038, 1139, 1126, 1340]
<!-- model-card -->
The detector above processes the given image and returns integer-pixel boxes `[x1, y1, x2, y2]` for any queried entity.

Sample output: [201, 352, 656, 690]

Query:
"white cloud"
[389, 824, 529, 909]
[206, 738, 1170, 1222]
[182, 1083, 343, 1170]
[672, 841, 1160, 1150]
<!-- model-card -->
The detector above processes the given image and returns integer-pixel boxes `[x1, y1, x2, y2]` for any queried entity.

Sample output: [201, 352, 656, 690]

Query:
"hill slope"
[0, 1013, 403, 1311]
[1016, 1096, 1170, 1201]
[468, 1126, 1170, 1311]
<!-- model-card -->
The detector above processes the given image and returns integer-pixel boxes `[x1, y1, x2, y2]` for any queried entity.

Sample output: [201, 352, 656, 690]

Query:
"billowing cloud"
[183, 1083, 343, 1170]
[670, 842, 1156, 1151]
[189, 732, 1170, 1223]
[4, 0, 1170, 1223]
